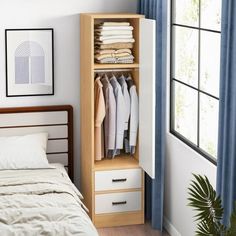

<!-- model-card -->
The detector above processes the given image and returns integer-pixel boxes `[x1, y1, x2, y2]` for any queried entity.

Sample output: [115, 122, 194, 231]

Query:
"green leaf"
[188, 174, 225, 235]
[226, 202, 236, 236]
[196, 220, 219, 236]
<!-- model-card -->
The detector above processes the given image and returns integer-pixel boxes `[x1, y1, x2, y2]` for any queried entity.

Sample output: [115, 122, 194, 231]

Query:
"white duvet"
[0, 164, 98, 236]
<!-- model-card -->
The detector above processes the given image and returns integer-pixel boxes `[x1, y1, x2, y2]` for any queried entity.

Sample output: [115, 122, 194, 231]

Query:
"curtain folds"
[217, 0, 236, 226]
[138, 0, 167, 230]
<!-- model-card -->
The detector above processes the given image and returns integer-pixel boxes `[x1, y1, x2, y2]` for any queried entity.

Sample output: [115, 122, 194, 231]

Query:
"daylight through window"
[170, 0, 222, 162]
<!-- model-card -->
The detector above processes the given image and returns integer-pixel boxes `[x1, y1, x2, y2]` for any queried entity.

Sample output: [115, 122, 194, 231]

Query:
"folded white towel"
[100, 22, 130, 26]
[96, 35, 133, 41]
[98, 26, 134, 31]
[97, 38, 135, 44]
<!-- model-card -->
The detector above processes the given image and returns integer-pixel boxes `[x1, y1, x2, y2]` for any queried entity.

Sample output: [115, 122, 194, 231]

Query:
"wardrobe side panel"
[80, 14, 94, 219]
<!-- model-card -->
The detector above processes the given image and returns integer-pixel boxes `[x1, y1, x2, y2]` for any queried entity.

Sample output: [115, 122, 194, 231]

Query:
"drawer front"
[95, 168, 142, 191]
[95, 191, 142, 214]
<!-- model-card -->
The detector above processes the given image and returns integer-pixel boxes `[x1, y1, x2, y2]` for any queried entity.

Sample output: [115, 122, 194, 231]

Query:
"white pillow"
[0, 133, 51, 169]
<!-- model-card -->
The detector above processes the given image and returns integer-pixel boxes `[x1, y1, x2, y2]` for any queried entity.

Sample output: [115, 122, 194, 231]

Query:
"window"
[170, 0, 222, 163]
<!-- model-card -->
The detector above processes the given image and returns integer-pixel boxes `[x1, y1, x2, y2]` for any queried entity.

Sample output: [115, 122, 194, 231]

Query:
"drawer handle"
[112, 201, 127, 206]
[112, 178, 127, 182]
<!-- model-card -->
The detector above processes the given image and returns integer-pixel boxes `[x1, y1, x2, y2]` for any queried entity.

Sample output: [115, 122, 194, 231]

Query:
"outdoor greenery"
[188, 174, 236, 235]
[173, 0, 221, 158]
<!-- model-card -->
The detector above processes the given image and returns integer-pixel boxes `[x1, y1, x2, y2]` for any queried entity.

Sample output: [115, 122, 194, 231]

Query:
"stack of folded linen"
[95, 22, 135, 64]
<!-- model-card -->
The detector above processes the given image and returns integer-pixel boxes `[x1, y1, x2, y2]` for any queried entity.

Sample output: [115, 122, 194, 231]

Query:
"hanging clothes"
[109, 75, 126, 155]
[100, 75, 116, 158]
[117, 75, 131, 131]
[118, 75, 131, 156]
[94, 76, 106, 161]
[126, 75, 139, 155]
[97, 72, 139, 158]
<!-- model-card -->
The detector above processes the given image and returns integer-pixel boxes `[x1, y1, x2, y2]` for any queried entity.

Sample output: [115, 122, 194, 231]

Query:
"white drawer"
[95, 169, 142, 191]
[95, 191, 142, 214]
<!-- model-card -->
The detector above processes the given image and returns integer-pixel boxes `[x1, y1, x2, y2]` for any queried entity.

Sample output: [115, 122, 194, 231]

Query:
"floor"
[97, 223, 170, 236]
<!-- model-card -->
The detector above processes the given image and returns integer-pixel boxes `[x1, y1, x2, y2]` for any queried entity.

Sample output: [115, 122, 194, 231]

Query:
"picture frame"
[5, 28, 54, 97]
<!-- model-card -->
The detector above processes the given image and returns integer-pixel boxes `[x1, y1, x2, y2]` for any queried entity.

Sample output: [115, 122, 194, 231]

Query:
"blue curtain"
[217, 0, 236, 226]
[138, 0, 167, 230]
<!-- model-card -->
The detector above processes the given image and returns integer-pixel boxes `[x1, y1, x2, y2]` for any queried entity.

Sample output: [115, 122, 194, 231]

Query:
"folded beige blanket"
[95, 49, 132, 55]
[95, 49, 116, 54]
[97, 38, 135, 44]
[95, 30, 133, 36]
[95, 42, 134, 49]
[117, 55, 134, 61]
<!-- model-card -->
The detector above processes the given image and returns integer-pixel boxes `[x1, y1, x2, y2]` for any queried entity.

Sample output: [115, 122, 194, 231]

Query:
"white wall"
[164, 135, 217, 236]
[164, 1, 217, 235]
[0, 0, 138, 187]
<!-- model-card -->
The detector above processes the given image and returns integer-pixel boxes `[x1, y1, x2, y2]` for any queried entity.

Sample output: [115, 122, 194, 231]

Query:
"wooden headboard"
[0, 105, 74, 181]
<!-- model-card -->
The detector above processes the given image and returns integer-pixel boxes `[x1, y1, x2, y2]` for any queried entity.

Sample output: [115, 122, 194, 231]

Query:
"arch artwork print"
[5, 29, 54, 97]
[15, 41, 45, 85]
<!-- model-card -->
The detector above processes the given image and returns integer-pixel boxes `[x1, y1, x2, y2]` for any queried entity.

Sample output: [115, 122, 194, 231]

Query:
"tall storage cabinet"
[80, 13, 156, 227]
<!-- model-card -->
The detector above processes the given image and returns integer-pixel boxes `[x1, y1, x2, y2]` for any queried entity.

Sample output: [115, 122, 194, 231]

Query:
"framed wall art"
[5, 28, 54, 97]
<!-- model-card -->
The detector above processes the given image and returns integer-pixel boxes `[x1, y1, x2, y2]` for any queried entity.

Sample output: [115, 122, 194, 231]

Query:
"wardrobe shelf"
[94, 155, 139, 171]
[94, 63, 139, 70]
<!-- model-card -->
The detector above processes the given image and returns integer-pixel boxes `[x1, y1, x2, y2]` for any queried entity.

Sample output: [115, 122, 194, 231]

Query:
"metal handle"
[112, 178, 127, 182]
[112, 201, 127, 206]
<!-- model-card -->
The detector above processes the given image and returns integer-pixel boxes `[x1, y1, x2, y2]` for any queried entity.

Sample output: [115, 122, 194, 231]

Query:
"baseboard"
[164, 216, 181, 236]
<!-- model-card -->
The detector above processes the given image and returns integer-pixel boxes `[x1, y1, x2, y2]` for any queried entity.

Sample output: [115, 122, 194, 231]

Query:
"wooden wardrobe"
[80, 13, 156, 227]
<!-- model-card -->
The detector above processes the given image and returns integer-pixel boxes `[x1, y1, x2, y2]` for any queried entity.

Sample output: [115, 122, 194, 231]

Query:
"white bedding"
[0, 164, 98, 236]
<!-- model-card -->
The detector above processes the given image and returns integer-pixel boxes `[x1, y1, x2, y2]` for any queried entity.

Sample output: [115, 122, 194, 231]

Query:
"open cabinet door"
[139, 18, 156, 179]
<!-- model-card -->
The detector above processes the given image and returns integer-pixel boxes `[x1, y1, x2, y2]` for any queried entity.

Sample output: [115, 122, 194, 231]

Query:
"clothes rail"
[94, 68, 134, 73]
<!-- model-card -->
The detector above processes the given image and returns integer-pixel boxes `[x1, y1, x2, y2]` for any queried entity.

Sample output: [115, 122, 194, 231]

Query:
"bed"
[0, 105, 98, 236]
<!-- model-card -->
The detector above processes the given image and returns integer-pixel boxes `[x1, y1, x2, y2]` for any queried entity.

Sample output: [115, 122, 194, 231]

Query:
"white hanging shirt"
[117, 75, 131, 131]
[126, 76, 139, 150]
[110, 75, 126, 150]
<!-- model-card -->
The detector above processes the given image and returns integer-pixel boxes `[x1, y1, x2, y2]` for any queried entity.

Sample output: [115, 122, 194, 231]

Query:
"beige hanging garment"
[94, 76, 106, 161]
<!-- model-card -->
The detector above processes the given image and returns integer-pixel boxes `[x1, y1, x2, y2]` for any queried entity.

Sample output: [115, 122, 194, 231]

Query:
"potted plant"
[188, 174, 236, 235]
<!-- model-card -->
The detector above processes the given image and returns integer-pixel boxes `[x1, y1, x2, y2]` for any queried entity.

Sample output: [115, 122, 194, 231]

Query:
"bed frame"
[0, 105, 74, 181]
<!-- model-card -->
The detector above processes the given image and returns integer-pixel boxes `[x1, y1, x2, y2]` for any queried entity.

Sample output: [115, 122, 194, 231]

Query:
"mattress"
[0, 164, 98, 236]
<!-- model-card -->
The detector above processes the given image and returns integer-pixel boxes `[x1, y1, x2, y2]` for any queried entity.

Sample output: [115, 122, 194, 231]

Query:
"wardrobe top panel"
[80, 13, 145, 19]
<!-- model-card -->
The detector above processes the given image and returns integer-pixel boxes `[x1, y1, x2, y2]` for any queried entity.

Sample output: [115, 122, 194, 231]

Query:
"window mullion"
[197, 0, 201, 147]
